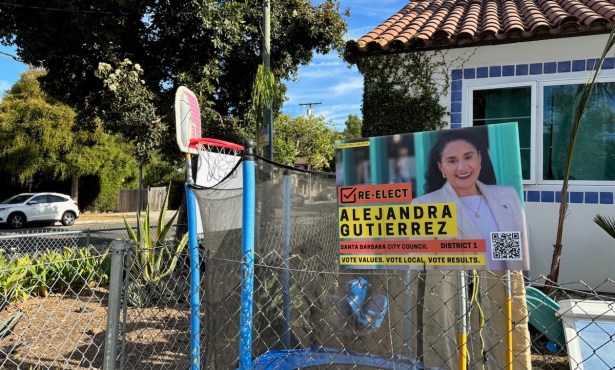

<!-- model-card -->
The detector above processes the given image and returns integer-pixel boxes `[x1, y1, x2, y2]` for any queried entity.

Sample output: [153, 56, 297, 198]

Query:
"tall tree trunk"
[71, 175, 79, 202]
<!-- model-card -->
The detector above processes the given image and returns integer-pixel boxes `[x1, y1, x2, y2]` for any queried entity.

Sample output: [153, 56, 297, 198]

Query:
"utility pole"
[299, 102, 322, 117]
[262, 0, 273, 160]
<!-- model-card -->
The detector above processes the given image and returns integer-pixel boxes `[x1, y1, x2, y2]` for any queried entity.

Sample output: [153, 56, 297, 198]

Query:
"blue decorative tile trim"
[558, 61, 571, 73]
[516, 64, 528, 76]
[451, 90, 462, 102]
[600, 192, 613, 204]
[527, 191, 540, 202]
[544, 62, 556, 74]
[603, 57, 615, 69]
[451, 102, 462, 114]
[452, 69, 462, 80]
[451, 112, 461, 124]
[586, 58, 599, 71]
[570, 192, 584, 203]
[541, 191, 555, 202]
[522, 191, 613, 204]
[451, 80, 462, 91]
[489, 66, 501, 77]
[572, 59, 586, 72]
[555, 191, 569, 203]
[530, 63, 542, 75]
[503, 65, 515, 76]
[585, 192, 599, 204]
[463, 68, 475, 79]
[477, 67, 488, 78]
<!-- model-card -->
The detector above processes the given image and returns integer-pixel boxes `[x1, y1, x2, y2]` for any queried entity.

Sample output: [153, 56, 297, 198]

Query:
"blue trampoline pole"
[239, 140, 256, 369]
[185, 181, 201, 370]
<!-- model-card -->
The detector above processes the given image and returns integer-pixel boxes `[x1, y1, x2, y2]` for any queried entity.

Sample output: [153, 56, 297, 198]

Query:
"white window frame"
[463, 70, 615, 185]
[557, 299, 615, 370]
[464, 80, 537, 184]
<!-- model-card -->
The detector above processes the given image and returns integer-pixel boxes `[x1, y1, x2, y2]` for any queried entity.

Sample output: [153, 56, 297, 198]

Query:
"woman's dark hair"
[423, 128, 497, 194]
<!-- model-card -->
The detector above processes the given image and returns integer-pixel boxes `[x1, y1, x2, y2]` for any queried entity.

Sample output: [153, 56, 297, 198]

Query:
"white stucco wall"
[417, 34, 615, 291]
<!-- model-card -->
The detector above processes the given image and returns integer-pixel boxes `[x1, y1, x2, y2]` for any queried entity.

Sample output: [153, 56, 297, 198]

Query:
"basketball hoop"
[190, 138, 244, 187]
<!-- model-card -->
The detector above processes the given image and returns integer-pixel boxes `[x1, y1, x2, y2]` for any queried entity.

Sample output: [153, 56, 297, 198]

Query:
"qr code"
[490, 232, 522, 260]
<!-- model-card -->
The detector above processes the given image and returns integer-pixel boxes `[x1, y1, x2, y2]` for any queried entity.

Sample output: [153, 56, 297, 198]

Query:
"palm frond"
[594, 214, 615, 239]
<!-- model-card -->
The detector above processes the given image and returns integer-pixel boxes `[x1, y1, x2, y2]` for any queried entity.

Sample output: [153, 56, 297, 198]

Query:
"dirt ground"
[0, 287, 570, 370]
[0, 288, 191, 370]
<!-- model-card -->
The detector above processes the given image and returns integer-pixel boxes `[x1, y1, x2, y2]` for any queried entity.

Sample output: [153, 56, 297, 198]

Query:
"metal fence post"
[103, 240, 131, 370]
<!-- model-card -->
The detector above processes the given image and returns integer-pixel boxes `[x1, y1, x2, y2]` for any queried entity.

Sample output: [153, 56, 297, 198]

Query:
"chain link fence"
[0, 209, 614, 368]
[0, 226, 130, 256]
[0, 226, 190, 370]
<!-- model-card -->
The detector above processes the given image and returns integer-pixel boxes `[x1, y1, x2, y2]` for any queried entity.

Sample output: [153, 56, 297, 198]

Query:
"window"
[542, 82, 615, 181]
[49, 195, 67, 203]
[472, 86, 532, 180]
[30, 195, 47, 204]
[558, 299, 615, 370]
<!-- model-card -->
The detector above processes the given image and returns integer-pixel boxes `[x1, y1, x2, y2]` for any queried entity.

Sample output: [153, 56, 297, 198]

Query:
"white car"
[0, 192, 80, 229]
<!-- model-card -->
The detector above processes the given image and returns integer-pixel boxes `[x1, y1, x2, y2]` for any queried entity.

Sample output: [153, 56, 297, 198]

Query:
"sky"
[0, 0, 406, 131]
[283, 0, 405, 130]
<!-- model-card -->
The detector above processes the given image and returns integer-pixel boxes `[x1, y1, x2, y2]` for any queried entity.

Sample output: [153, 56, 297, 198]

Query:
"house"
[345, 0, 615, 292]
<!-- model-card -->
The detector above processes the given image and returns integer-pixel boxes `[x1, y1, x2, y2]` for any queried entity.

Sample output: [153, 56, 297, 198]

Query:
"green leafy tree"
[0, 70, 136, 207]
[95, 59, 163, 167]
[274, 114, 336, 170]
[0, 70, 74, 187]
[342, 114, 362, 139]
[351, 53, 446, 137]
[0, 0, 347, 158]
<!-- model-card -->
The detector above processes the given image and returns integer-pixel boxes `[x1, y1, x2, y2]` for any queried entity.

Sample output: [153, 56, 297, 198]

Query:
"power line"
[0, 2, 182, 16]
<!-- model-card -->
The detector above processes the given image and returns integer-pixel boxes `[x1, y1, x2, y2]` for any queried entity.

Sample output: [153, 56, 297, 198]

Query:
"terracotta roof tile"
[348, 0, 615, 54]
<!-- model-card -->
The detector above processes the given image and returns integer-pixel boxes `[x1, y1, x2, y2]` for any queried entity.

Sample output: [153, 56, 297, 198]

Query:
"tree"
[95, 59, 163, 167]
[273, 114, 337, 170]
[342, 114, 362, 139]
[0, 0, 347, 158]
[352, 53, 446, 137]
[0, 70, 75, 188]
[0, 69, 136, 205]
[545, 29, 615, 295]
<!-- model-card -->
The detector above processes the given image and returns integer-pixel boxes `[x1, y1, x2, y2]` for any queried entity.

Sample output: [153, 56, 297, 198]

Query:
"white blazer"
[412, 180, 529, 270]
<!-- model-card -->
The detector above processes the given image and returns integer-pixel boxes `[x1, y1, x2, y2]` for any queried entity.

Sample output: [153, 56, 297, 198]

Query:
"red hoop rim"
[189, 138, 244, 151]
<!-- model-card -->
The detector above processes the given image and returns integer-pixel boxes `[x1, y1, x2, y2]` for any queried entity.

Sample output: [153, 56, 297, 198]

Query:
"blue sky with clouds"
[0, 1, 405, 131]
[283, 0, 405, 130]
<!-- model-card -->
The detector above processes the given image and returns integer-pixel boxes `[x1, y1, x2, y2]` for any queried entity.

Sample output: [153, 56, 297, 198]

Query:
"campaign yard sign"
[335, 124, 529, 271]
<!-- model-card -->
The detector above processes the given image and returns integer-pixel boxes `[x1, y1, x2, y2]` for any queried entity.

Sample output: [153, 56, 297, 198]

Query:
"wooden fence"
[116, 186, 168, 212]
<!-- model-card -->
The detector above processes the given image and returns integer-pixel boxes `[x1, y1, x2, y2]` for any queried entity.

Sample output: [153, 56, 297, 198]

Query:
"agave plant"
[123, 189, 188, 306]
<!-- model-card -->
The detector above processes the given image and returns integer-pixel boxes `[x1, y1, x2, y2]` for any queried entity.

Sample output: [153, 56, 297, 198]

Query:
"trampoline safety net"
[192, 156, 527, 370]
[191, 157, 431, 370]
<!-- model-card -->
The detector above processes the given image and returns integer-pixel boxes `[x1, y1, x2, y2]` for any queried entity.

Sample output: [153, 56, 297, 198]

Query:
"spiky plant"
[123, 189, 188, 306]
[594, 214, 615, 239]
